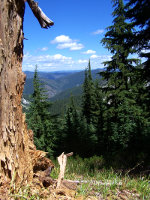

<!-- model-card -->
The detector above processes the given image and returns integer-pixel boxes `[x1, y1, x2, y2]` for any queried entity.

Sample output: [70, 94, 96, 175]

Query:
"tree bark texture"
[0, 0, 54, 188]
[0, 0, 32, 185]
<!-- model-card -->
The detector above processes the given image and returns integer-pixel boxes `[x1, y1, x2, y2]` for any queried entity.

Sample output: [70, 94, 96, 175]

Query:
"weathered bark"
[57, 152, 73, 189]
[0, 0, 54, 187]
[0, 0, 34, 185]
[27, 0, 54, 28]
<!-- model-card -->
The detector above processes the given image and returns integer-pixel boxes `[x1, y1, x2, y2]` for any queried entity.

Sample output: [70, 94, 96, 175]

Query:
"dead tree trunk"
[0, 0, 54, 186]
[0, 0, 33, 185]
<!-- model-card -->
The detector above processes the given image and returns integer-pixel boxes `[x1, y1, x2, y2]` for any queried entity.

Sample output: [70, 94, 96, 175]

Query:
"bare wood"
[66, 152, 73, 157]
[27, 0, 54, 28]
[57, 152, 73, 189]
[0, 0, 54, 187]
[125, 161, 144, 175]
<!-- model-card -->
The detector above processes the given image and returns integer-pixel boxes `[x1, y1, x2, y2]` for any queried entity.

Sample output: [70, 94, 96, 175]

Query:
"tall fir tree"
[100, 0, 147, 156]
[125, 0, 150, 163]
[82, 60, 98, 125]
[126, 0, 150, 79]
[63, 96, 81, 154]
[126, 0, 150, 125]
[94, 80, 106, 155]
[26, 66, 55, 156]
[63, 95, 95, 157]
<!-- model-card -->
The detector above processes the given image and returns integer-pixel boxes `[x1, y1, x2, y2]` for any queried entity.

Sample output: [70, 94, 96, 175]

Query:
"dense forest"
[25, 0, 150, 169]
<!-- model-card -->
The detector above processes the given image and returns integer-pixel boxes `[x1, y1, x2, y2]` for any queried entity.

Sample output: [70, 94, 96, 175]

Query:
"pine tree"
[26, 66, 55, 156]
[126, 0, 150, 133]
[82, 60, 98, 124]
[94, 81, 106, 155]
[63, 95, 95, 157]
[63, 95, 81, 154]
[126, 1, 150, 164]
[100, 0, 145, 152]
[126, 0, 150, 74]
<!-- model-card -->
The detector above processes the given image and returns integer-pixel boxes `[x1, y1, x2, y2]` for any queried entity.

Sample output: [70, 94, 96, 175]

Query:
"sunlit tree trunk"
[0, 0, 33, 184]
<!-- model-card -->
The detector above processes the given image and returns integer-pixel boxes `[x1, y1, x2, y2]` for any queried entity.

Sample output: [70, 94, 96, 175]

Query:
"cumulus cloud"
[92, 29, 104, 35]
[51, 54, 73, 61]
[90, 54, 111, 61]
[51, 35, 72, 44]
[23, 53, 74, 71]
[57, 42, 84, 50]
[90, 54, 98, 59]
[82, 50, 96, 54]
[23, 51, 112, 71]
[51, 35, 84, 51]
[89, 55, 112, 68]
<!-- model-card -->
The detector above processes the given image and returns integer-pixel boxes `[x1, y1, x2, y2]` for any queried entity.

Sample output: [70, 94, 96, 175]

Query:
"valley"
[23, 69, 103, 100]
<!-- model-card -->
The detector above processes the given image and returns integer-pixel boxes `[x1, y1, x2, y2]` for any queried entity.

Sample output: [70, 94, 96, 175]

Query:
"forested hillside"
[25, 0, 150, 169]
[23, 69, 103, 99]
[22, 0, 150, 198]
[1, 0, 150, 199]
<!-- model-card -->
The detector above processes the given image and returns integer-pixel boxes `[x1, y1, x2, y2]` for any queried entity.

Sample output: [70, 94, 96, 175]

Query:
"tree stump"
[0, 0, 54, 187]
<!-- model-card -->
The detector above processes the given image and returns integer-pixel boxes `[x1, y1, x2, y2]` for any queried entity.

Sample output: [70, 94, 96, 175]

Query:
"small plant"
[9, 185, 40, 200]
[52, 156, 150, 199]
[50, 164, 60, 179]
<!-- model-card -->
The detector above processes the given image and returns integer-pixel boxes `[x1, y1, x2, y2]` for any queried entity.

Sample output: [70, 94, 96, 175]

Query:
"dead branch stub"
[27, 0, 54, 28]
[57, 152, 73, 189]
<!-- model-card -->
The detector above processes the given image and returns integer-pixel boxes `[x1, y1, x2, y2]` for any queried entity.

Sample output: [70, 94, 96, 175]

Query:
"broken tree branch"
[57, 152, 73, 189]
[125, 161, 144, 175]
[27, 0, 54, 28]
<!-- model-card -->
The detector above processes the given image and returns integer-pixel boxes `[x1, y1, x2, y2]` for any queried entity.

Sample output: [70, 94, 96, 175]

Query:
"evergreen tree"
[125, 0, 150, 163]
[126, 0, 150, 78]
[126, 0, 150, 132]
[100, 0, 146, 153]
[63, 95, 81, 154]
[94, 81, 106, 155]
[26, 66, 55, 156]
[82, 60, 98, 124]
[63, 95, 95, 157]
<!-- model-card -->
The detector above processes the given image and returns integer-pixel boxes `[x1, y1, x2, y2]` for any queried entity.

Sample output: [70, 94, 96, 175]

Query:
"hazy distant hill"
[50, 85, 83, 102]
[23, 69, 103, 99]
[23, 71, 75, 98]
[24, 71, 77, 80]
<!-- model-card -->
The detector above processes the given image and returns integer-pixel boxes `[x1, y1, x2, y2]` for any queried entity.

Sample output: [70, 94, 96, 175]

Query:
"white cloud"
[92, 29, 104, 35]
[23, 51, 112, 71]
[70, 43, 84, 51]
[51, 35, 84, 51]
[90, 54, 98, 59]
[51, 35, 72, 44]
[90, 54, 112, 61]
[57, 42, 84, 50]
[78, 59, 88, 64]
[89, 55, 112, 69]
[23, 53, 74, 71]
[42, 63, 53, 67]
[141, 49, 150, 54]
[51, 54, 72, 61]
[41, 47, 48, 51]
[83, 50, 96, 54]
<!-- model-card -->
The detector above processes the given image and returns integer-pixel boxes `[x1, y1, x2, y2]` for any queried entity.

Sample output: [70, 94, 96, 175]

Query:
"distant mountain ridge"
[24, 70, 78, 80]
[23, 69, 103, 99]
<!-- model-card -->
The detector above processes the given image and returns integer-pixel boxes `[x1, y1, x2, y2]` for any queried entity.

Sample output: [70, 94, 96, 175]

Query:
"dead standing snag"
[0, 0, 54, 187]
[57, 152, 73, 189]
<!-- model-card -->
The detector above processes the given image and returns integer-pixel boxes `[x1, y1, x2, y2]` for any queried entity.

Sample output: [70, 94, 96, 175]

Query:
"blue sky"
[23, 0, 114, 72]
